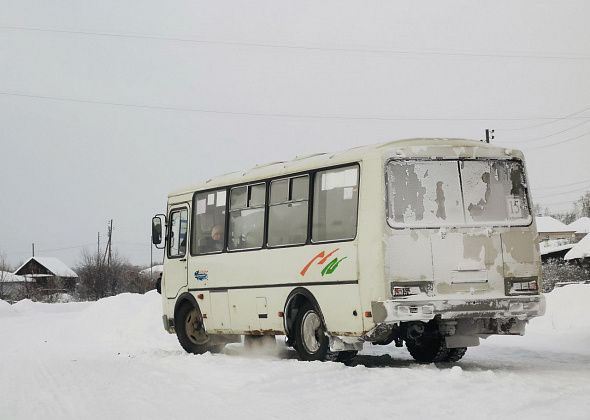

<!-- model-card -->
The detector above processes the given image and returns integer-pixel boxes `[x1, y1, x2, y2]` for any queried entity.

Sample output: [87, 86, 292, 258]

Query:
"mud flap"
[445, 335, 480, 348]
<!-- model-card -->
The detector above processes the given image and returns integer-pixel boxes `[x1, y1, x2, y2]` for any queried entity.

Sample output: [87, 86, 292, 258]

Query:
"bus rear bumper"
[371, 295, 546, 323]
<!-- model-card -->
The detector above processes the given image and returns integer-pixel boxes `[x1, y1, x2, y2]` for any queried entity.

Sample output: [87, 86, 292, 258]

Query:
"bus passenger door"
[164, 206, 189, 299]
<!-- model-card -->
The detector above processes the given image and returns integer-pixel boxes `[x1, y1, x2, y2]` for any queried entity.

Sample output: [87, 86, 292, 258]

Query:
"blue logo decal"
[194, 270, 208, 281]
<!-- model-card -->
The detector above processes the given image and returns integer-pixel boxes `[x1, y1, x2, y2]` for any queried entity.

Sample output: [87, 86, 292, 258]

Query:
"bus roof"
[169, 138, 522, 198]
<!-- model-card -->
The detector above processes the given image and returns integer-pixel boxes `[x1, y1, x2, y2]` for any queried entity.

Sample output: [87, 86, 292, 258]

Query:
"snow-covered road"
[1, 286, 589, 420]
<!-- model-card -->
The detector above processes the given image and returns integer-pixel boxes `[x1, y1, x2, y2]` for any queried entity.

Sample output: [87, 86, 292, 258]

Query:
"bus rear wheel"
[441, 347, 467, 363]
[294, 302, 330, 361]
[176, 303, 219, 354]
[406, 334, 449, 364]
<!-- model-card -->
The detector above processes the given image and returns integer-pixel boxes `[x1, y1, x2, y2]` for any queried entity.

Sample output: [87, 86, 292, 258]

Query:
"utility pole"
[107, 219, 113, 267]
[97, 232, 101, 264]
[150, 234, 153, 280]
[485, 129, 495, 143]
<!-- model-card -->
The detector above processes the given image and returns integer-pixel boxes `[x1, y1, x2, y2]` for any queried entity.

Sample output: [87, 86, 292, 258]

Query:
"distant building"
[0, 271, 34, 302]
[565, 233, 590, 262]
[567, 217, 590, 242]
[13, 257, 78, 295]
[139, 264, 163, 280]
[536, 216, 577, 261]
[536, 216, 576, 241]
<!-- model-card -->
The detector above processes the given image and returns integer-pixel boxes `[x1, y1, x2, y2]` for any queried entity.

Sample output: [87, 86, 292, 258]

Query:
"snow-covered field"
[1, 286, 589, 420]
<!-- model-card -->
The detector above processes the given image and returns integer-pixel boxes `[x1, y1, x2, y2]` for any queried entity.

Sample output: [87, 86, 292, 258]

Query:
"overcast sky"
[1, 0, 589, 268]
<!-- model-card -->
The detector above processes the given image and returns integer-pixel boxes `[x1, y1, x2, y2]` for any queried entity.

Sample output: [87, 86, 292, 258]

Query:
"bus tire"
[175, 303, 214, 355]
[332, 350, 358, 364]
[441, 347, 467, 363]
[294, 302, 329, 361]
[406, 334, 449, 364]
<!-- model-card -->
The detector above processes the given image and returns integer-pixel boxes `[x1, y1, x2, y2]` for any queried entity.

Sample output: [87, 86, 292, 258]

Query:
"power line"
[534, 178, 590, 191]
[2, 24, 590, 61]
[524, 130, 590, 151]
[3, 90, 590, 122]
[497, 119, 590, 144]
[498, 104, 590, 131]
[534, 184, 590, 199]
[6, 243, 95, 257]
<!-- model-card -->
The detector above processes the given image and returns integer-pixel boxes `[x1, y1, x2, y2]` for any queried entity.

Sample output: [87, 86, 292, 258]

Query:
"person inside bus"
[207, 224, 224, 252]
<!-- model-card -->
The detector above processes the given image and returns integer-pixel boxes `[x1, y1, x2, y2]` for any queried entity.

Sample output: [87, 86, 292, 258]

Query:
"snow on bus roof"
[169, 138, 517, 198]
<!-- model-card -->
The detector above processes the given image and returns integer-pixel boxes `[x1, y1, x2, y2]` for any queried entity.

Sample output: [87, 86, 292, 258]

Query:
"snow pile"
[75, 291, 177, 353]
[11, 299, 90, 315]
[1, 288, 590, 420]
[0, 299, 13, 315]
[531, 284, 590, 331]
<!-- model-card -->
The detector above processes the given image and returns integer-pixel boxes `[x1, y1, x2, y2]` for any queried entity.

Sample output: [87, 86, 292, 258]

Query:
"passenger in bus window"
[209, 224, 224, 251]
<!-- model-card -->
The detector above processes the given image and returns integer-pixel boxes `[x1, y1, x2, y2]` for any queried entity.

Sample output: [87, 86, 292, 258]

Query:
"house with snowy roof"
[567, 217, 590, 242]
[0, 270, 34, 302]
[139, 264, 163, 279]
[536, 216, 577, 261]
[565, 233, 590, 262]
[13, 257, 78, 295]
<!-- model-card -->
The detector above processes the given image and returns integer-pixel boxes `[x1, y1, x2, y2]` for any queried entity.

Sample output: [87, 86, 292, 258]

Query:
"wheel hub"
[301, 311, 322, 353]
[185, 308, 209, 345]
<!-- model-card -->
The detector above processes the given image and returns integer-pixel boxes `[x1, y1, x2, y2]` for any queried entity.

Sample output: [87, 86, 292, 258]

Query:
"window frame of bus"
[310, 164, 360, 243]
[167, 207, 189, 259]
[188, 161, 361, 256]
[190, 189, 228, 256]
[267, 174, 310, 248]
[228, 182, 267, 251]
[384, 157, 533, 230]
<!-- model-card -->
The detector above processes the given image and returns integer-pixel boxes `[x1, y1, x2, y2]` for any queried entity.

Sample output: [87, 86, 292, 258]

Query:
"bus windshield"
[386, 159, 531, 228]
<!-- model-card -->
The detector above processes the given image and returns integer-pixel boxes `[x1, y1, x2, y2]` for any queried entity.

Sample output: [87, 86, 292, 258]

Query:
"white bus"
[152, 138, 545, 364]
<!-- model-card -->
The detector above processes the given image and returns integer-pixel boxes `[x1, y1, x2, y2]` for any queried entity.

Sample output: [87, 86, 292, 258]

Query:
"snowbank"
[1, 288, 589, 420]
[11, 298, 91, 314]
[75, 291, 177, 352]
[530, 284, 590, 331]
[0, 299, 13, 315]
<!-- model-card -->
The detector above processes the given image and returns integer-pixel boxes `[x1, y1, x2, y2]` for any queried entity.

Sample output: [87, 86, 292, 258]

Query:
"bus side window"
[169, 208, 188, 258]
[192, 189, 227, 254]
[229, 183, 266, 251]
[312, 165, 359, 242]
[268, 175, 309, 247]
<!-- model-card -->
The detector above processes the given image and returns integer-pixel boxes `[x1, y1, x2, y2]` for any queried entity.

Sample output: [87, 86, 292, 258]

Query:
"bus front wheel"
[176, 303, 218, 355]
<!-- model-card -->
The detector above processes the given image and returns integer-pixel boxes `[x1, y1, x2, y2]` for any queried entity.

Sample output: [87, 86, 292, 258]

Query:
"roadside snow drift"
[1, 286, 589, 420]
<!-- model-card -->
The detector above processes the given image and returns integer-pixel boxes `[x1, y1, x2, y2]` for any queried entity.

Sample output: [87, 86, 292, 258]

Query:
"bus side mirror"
[152, 214, 166, 249]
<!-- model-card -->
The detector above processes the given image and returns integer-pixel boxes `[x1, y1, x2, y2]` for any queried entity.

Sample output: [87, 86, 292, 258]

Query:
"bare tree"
[575, 192, 590, 218]
[549, 190, 590, 224]
[0, 251, 10, 301]
[75, 248, 152, 300]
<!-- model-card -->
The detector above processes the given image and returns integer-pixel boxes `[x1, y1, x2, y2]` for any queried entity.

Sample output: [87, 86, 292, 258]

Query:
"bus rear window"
[387, 159, 531, 228]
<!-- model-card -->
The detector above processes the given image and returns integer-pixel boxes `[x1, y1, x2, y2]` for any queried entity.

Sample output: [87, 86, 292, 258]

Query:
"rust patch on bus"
[248, 329, 284, 336]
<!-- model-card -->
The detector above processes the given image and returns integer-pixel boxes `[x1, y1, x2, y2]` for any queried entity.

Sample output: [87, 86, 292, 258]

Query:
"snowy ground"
[1, 286, 589, 420]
